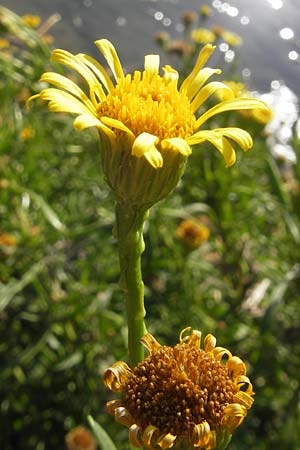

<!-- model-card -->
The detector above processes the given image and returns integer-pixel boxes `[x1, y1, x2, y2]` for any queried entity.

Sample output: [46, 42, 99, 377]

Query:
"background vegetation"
[1, 6, 299, 450]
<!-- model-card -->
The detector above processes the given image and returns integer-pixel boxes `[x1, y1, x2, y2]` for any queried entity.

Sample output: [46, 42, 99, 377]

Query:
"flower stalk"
[115, 202, 148, 366]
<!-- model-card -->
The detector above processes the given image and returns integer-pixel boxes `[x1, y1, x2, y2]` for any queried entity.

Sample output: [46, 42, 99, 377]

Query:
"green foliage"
[1, 6, 300, 450]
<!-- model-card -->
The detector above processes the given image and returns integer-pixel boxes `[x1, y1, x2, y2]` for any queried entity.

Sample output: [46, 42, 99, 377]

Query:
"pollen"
[123, 343, 238, 437]
[97, 71, 196, 141]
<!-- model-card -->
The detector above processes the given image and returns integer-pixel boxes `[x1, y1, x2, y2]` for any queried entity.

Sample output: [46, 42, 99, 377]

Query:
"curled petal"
[73, 115, 116, 145]
[141, 332, 161, 353]
[179, 327, 192, 344]
[157, 432, 177, 449]
[226, 356, 246, 377]
[161, 137, 192, 156]
[94, 39, 124, 81]
[184, 67, 222, 101]
[114, 406, 135, 427]
[106, 399, 123, 415]
[187, 329, 202, 348]
[213, 346, 232, 362]
[192, 421, 210, 447]
[204, 334, 217, 352]
[162, 65, 179, 84]
[236, 375, 254, 394]
[132, 132, 163, 169]
[214, 127, 253, 153]
[186, 130, 219, 146]
[222, 403, 247, 432]
[233, 391, 254, 409]
[142, 425, 160, 447]
[103, 361, 131, 392]
[129, 424, 144, 448]
[207, 135, 236, 167]
[207, 430, 216, 449]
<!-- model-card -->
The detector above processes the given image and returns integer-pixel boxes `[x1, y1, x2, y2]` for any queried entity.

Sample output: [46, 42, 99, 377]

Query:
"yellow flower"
[104, 328, 254, 449]
[28, 39, 268, 208]
[191, 28, 216, 44]
[21, 14, 41, 28]
[200, 5, 213, 18]
[221, 31, 243, 47]
[0, 233, 17, 247]
[176, 218, 210, 247]
[217, 80, 250, 101]
[0, 38, 10, 49]
[20, 127, 34, 140]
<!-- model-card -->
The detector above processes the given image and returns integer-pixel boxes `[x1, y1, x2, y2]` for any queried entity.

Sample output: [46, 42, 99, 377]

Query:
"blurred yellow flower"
[104, 328, 254, 449]
[28, 40, 269, 207]
[200, 5, 213, 17]
[21, 14, 41, 28]
[20, 127, 34, 140]
[0, 38, 10, 49]
[221, 31, 243, 46]
[0, 233, 16, 247]
[191, 27, 216, 44]
[217, 80, 250, 101]
[176, 218, 210, 247]
[41, 34, 54, 45]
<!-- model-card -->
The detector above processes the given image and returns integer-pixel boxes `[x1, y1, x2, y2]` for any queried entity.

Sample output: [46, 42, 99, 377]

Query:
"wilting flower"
[65, 425, 96, 450]
[176, 218, 210, 247]
[191, 28, 216, 44]
[104, 328, 254, 449]
[181, 10, 198, 27]
[28, 39, 268, 208]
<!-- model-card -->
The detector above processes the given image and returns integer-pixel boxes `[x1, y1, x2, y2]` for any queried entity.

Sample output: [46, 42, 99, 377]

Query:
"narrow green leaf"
[0, 261, 44, 311]
[29, 190, 66, 231]
[87, 415, 117, 450]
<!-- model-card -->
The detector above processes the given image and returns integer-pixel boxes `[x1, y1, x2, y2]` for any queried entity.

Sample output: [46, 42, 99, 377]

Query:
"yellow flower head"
[176, 218, 210, 247]
[104, 328, 254, 449]
[21, 14, 41, 28]
[191, 28, 216, 44]
[28, 39, 269, 208]
[200, 5, 213, 18]
[221, 31, 243, 47]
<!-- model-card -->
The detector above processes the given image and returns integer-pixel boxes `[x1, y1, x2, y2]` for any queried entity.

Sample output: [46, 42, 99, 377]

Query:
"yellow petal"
[191, 81, 234, 112]
[73, 114, 116, 143]
[195, 98, 270, 128]
[157, 432, 177, 449]
[76, 53, 114, 93]
[222, 403, 247, 432]
[207, 135, 236, 167]
[103, 361, 131, 392]
[161, 137, 192, 156]
[162, 65, 179, 85]
[213, 346, 233, 362]
[132, 132, 163, 169]
[213, 127, 253, 152]
[184, 67, 222, 101]
[233, 391, 254, 409]
[40, 72, 96, 112]
[180, 44, 215, 94]
[192, 421, 211, 447]
[51, 49, 101, 90]
[114, 406, 135, 427]
[94, 39, 124, 81]
[39, 88, 94, 116]
[144, 54, 160, 75]
[204, 333, 217, 352]
[142, 425, 160, 447]
[226, 355, 246, 377]
[187, 130, 219, 146]
[100, 116, 135, 140]
[140, 332, 161, 353]
[128, 424, 143, 448]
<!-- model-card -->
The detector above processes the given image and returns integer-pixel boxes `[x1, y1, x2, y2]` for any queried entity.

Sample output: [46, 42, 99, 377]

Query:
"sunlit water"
[3, 0, 299, 157]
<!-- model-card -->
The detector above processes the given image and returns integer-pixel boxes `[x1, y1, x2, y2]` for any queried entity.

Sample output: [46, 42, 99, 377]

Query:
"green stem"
[115, 202, 148, 366]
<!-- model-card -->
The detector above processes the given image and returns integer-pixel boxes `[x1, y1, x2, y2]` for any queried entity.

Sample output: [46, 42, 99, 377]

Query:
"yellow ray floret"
[28, 39, 270, 170]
